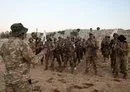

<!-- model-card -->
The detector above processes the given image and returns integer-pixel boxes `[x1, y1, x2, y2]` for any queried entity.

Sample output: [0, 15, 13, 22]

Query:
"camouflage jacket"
[116, 41, 129, 56]
[0, 38, 35, 85]
[86, 38, 99, 57]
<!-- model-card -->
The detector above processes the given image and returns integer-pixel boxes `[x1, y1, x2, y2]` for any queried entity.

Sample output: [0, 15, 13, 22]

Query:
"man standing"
[85, 33, 99, 75]
[0, 23, 37, 92]
[110, 33, 119, 73]
[101, 36, 111, 62]
[114, 35, 129, 79]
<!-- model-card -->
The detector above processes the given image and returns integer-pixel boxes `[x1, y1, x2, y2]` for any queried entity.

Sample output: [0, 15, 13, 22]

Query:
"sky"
[0, 0, 130, 32]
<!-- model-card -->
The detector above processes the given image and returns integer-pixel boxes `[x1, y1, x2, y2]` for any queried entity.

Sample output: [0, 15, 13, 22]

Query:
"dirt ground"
[0, 52, 130, 92]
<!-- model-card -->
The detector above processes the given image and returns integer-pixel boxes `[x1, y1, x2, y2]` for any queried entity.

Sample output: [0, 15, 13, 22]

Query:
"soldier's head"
[58, 36, 62, 40]
[28, 38, 33, 43]
[118, 35, 126, 42]
[113, 33, 118, 39]
[89, 33, 94, 39]
[31, 32, 37, 39]
[10, 23, 28, 38]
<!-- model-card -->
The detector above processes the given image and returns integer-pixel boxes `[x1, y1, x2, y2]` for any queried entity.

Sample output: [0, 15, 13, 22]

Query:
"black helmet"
[11, 23, 28, 37]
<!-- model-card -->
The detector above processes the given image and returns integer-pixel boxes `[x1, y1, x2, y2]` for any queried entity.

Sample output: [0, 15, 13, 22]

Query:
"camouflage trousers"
[85, 56, 97, 75]
[114, 55, 128, 77]
[110, 54, 116, 71]
[5, 81, 32, 92]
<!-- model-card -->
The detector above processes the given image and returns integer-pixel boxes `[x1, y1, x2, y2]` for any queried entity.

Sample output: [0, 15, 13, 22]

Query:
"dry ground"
[0, 51, 130, 92]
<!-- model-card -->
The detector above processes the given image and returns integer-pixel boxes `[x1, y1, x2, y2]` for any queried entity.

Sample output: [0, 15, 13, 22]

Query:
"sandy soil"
[0, 53, 130, 92]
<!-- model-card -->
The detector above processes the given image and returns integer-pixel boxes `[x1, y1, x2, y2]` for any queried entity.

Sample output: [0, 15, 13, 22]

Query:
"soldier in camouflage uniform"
[75, 37, 83, 64]
[85, 33, 99, 75]
[101, 36, 111, 62]
[0, 23, 38, 92]
[110, 33, 119, 73]
[44, 37, 54, 70]
[65, 36, 76, 73]
[114, 35, 129, 79]
[82, 38, 87, 55]
[50, 37, 57, 70]
[29, 32, 42, 55]
[28, 36, 35, 53]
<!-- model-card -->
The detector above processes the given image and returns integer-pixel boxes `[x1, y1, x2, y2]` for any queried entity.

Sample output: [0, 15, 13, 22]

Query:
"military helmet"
[11, 23, 28, 37]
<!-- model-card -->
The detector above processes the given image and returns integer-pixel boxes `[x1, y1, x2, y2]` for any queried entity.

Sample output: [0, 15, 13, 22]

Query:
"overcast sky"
[0, 0, 130, 32]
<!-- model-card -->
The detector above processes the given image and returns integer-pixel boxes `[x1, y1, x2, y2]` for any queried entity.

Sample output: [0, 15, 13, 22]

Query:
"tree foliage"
[0, 31, 11, 39]
[46, 32, 56, 39]
[97, 27, 100, 31]
[58, 31, 65, 35]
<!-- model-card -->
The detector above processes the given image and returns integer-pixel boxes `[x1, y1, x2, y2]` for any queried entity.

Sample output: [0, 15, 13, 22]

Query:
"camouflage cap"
[11, 23, 28, 36]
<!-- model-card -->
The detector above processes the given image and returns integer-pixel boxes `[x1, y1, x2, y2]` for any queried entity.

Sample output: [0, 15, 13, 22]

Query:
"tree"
[58, 31, 65, 35]
[76, 29, 80, 32]
[97, 27, 100, 31]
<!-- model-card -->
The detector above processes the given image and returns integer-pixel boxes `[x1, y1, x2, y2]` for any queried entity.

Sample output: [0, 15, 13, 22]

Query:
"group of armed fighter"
[1, 23, 128, 92]
[29, 31, 129, 79]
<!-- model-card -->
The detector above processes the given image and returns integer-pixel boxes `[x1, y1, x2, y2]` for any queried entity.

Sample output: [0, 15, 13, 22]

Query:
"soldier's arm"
[22, 42, 37, 64]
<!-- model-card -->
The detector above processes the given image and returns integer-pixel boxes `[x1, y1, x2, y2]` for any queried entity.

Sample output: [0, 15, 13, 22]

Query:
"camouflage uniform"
[101, 36, 111, 62]
[82, 38, 87, 55]
[44, 38, 54, 70]
[54, 37, 64, 67]
[110, 33, 119, 72]
[114, 35, 129, 78]
[64, 37, 75, 67]
[36, 38, 43, 54]
[65, 37, 76, 73]
[75, 38, 83, 64]
[29, 32, 41, 55]
[0, 23, 36, 92]
[85, 33, 99, 75]
[28, 37, 35, 53]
